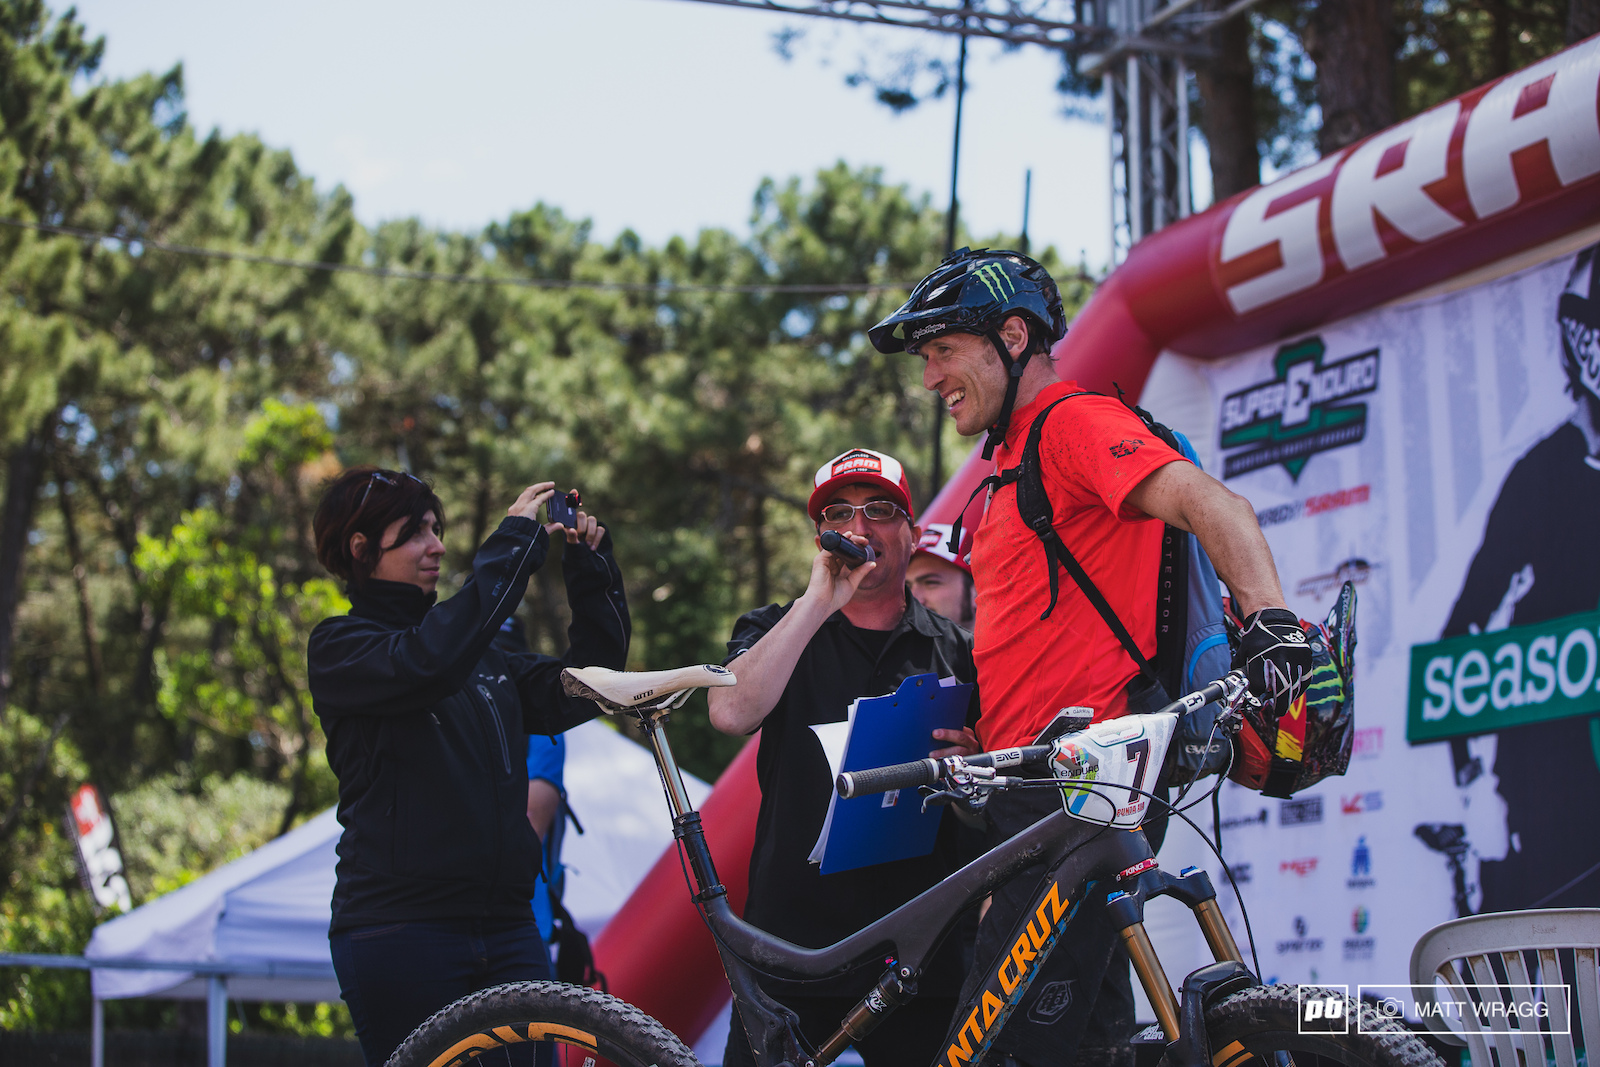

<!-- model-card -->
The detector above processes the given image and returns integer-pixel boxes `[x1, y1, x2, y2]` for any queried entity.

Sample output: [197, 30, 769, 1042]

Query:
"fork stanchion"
[1120, 919, 1181, 1041]
[1109, 890, 1181, 1041]
[1195, 899, 1244, 964]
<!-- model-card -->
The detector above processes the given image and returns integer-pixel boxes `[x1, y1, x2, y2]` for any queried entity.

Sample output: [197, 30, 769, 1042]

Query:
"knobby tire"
[386, 980, 701, 1067]
[1189, 985, 1444, 1067]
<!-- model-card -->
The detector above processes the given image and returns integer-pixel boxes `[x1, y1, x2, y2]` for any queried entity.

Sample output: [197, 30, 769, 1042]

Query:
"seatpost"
[637, 711, 727, 902]
[638, 710, 697, 820]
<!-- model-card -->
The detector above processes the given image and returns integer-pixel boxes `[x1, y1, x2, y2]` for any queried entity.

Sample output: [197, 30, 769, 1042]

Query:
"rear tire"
[1192, 985, 1443, 1067]
[386, 980, 701, 1067]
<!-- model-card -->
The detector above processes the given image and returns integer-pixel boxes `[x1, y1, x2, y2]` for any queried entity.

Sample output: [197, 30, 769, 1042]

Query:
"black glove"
[1233, 608, 1313, 719]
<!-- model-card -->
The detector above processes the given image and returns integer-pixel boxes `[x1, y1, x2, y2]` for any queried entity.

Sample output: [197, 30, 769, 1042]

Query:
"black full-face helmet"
[870, 248, 1067, 457]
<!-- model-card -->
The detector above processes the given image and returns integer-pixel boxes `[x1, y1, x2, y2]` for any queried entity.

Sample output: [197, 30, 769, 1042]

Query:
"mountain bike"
[387, 665, 1440, 1067]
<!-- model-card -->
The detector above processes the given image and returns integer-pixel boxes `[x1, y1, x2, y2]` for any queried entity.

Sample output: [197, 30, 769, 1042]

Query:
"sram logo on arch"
[1218, 36, 1600, 316]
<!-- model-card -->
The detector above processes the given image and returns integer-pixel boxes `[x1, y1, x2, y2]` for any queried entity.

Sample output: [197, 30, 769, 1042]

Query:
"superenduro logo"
[1219, 337, 1379, 481]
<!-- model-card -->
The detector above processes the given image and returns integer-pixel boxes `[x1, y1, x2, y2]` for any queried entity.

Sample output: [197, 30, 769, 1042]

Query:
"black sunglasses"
[355, 470, 426, 513]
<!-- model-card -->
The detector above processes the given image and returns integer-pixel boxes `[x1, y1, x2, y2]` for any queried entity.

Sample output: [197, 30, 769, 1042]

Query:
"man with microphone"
[709, 447, 979, 1067]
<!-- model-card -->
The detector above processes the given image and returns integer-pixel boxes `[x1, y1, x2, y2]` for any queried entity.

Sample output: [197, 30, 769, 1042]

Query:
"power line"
[0, 216, 915, 296]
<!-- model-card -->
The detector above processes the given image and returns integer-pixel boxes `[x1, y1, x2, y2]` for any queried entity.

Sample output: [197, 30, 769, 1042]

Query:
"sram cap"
[808, 448, 915, 523]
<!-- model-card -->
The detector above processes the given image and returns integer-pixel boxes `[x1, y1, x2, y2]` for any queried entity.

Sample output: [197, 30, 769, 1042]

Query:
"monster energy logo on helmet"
[870, 248, 1070, 458]
[971, 262, 1018, 302]
[867, 248, 1066, 356]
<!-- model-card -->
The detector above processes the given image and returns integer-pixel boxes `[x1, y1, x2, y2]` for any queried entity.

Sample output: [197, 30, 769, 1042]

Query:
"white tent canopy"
[86, 718, 711, 1003]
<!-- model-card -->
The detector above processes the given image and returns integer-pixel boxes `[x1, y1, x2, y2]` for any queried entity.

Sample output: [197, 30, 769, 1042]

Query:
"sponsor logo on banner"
[1278, 916, 1325, 954]
[1219, 338, 1379, 481]
[1352, 727, 1383, 760]
[1348, 836, 1375, 888]
[1407, 607, 1600, 742]
[1343, 937, 1376, 961]
[1219, 37, 1600, 318]
[1352, 906, 1370, 934]
[1224, 862, 1254, 885]
[1296, 558, 1378, 601]
[1256, 484, 1372, 528]
[1280, 795, 1324, 826]
[1220, 808, 1269, 830]
[1341, 791, 1384, 814]
[1281, 857, 1319, 876]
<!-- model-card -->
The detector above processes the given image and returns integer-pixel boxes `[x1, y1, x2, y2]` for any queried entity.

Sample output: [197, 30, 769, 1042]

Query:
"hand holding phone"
[546, 489, 581, 528]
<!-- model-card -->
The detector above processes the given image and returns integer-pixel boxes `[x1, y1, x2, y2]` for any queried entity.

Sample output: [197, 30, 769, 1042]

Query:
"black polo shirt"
[727, 592, 979, 997]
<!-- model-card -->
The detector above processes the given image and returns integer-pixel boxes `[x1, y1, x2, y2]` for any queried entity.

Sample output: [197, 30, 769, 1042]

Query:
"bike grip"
[819, 530, 876, 568]
[836, 758, 941, 799]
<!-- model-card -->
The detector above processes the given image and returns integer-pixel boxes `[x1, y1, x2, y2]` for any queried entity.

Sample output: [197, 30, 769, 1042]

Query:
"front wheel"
[386, 980, 701, 1067]
[1190, 985, 1444, 1067]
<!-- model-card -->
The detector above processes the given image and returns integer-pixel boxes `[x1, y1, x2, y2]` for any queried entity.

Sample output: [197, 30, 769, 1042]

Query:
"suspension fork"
[1104, 864, 1250, 1043]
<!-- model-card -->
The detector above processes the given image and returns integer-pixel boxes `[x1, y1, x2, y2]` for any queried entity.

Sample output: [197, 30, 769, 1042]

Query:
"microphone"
[819, 530, 875, 568]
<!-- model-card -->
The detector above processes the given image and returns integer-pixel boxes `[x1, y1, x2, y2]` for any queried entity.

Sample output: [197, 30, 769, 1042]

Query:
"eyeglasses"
[356, 470, 425, 513]
[818, 500, 909, 525]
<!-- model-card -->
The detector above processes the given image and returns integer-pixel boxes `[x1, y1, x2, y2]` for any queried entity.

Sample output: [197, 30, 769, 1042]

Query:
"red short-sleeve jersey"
[970, 380, 1187, 750]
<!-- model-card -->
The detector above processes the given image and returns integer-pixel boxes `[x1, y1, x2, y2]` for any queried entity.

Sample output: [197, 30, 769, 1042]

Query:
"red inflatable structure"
[592, 32, 1600, 1047]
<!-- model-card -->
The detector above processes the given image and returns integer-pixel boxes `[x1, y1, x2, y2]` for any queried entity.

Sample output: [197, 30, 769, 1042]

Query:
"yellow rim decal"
[526, 1023, 598, 1048]
[427, 1034, 501, 1067]
[1214, 1039, 1252, 1067]
[425, 1023, 600, 1067]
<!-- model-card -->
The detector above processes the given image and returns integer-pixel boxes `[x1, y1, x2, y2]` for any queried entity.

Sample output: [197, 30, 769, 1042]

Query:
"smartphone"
[547, 489, 581, 528]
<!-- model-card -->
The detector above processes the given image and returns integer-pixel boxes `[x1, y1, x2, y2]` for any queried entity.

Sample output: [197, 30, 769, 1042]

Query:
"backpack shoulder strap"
[1016, 391, 1157, 681]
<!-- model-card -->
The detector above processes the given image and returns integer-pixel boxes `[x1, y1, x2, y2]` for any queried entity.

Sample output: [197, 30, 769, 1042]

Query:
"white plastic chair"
[1409, 909, 1600, 1067]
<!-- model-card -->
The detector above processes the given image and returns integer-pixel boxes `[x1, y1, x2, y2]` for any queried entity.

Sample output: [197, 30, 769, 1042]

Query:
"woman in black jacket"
[308, 468, 629, 1066]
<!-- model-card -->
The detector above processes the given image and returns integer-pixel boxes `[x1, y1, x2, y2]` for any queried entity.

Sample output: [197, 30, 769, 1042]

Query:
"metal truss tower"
[662, 0, 1228, 262]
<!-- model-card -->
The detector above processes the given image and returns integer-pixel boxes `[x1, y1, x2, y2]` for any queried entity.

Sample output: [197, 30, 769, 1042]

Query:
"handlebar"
[837, 759, 942, 799]
[835, 671, 1252, 800]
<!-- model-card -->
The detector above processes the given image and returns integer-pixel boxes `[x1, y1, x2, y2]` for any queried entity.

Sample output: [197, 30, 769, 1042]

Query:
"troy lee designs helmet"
[869, 248, 1067, 457]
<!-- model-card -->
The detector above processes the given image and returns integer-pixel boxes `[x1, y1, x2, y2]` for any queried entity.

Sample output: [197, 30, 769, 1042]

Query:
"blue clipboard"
[810, 672, 974, 875]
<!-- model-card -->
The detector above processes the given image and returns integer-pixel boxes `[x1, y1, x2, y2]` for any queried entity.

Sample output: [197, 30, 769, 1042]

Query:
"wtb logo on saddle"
[938, 880, 1076, 1067]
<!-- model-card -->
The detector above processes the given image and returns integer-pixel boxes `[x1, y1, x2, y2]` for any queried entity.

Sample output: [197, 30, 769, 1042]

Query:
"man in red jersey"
[871, 249, 1309, 1067]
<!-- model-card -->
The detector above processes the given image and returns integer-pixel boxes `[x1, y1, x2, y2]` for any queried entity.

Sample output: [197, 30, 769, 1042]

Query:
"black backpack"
[951, 391, 1233, 786]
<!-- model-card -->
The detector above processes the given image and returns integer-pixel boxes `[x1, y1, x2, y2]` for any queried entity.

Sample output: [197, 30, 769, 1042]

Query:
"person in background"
[906, 523, 975, 628]
[708, 447, 979, 1067]
[495, 614, 571, 960]
[308, 469, 629, 1067]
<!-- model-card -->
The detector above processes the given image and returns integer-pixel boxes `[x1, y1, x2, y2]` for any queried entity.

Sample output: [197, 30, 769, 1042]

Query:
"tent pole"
[92, 996, 104, 1067]
[207, 974, 227, 1067]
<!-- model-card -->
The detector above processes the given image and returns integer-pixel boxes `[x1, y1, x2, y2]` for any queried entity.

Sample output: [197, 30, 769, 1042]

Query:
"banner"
[1149, 236, 1600, 991]
[68, 783, 132, 914]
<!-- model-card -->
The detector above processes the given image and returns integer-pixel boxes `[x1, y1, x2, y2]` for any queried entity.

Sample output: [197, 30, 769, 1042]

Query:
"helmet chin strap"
[981, 327, 1032, 460]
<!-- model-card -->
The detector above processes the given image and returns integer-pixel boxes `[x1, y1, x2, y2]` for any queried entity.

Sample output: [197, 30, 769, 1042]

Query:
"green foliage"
[0, 3, 1094, 1039]
[116, 773, 291, 900]
[1395, 0, 1571, 117]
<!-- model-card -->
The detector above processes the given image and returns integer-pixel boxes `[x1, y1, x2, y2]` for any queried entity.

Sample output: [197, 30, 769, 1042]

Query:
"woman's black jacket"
[308, 516, 630, 933]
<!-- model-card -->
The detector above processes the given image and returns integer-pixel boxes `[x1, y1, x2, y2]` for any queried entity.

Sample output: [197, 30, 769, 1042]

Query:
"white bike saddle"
[562, 664, 735, 712]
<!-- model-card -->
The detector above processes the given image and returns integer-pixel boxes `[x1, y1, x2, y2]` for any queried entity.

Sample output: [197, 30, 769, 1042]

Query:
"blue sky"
[70, 0, 1145, 269]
